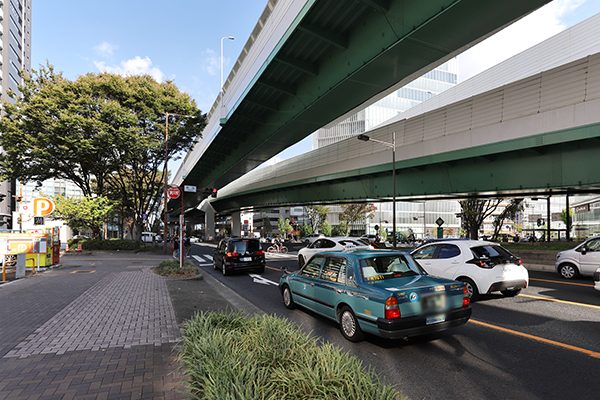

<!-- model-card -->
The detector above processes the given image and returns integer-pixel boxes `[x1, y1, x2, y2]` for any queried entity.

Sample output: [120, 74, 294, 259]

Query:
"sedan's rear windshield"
[471, 245, 514, 262]
[230, 240, 260, 253]
[359, 255, 425, 281]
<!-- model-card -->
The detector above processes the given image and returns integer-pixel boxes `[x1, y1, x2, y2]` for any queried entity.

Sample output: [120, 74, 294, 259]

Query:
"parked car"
[141, 232, 157, 243]
[190, 236, 201, 243]
[301, 233, 324, 244]
[280, 250, 472, 342]
[72, 234, 90, 240]
[297, 237, 372, 268]
[594, 267, 600, 292]
[213, 238, 265, 275]
[555, 236, 600, 279]
[410, 240, 529, 301]
[360, 234, 378, 244]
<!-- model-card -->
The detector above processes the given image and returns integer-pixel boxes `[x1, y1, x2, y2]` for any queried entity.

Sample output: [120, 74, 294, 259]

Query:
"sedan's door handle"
[335, 289, 343, 294]
[310, 283, 314, 287]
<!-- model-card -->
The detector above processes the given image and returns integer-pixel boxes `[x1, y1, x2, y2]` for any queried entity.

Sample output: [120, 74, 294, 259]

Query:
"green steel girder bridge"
[173, 0, 552, 214]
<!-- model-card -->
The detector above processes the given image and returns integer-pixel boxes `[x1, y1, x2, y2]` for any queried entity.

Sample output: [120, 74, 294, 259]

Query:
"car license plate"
[426, 314, 446, 325]
[240, 257, 252, 262]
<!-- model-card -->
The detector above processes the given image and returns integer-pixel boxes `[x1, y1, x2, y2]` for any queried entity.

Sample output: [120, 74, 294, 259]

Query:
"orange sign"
[33, 198, 55, 216]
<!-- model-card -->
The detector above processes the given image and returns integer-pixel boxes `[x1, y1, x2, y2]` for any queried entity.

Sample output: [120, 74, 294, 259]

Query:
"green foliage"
[560, 208, 573, 226]
[0, 64, 207, 239]
[67, 238, 141, 251]
[179, 311, 402, 400]
[276, 216, 293, 238]
[154, 260, 198, 277]
[378, 225, 388, 240]
[459, 199, 502, 239]
[319, 220, 332, 236]
[339, 204, 376, 233]
[298, 221, 313, 237]
[303, 205, 330, 233]
[263, 217, 273, 234]
[52, 194, 114, 239]
[332, 222, 348, 236]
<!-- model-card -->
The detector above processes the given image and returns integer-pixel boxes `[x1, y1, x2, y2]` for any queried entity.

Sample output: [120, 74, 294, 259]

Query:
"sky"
[32, 0, 600, 170]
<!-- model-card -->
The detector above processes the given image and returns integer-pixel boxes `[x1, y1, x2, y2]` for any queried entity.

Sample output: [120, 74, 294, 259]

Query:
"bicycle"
[267, 243, 288, 253]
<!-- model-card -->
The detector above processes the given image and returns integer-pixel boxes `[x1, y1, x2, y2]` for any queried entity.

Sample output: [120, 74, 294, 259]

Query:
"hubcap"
[464, 282, 474, 298]
[561, 266, 574, 278]
[283, 288, 291, 305]
[341, 311, 356, 337]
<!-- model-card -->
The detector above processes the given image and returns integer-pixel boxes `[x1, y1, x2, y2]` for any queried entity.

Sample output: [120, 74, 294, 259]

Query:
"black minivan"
[213, 238, 266, 275]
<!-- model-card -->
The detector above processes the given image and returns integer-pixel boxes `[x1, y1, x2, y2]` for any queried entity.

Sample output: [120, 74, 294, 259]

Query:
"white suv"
[411, 240, 529, 301]
[555, 236, 600, 279]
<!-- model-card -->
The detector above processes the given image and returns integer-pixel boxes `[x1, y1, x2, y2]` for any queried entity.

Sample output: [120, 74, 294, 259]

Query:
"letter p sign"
[33, 198, 55, 216]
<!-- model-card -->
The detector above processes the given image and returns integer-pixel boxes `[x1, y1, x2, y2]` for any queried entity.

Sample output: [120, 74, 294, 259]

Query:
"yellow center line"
[518, 294, 600, 310]
[471, 319, 600, 359]
[530, 278, 592, 287]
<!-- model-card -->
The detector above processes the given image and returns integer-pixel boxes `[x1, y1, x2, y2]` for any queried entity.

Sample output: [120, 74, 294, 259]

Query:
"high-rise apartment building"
[0, 0, 32, 229]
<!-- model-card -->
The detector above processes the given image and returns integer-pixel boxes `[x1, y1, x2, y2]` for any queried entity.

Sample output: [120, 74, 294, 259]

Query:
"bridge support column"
[231, 211, 241, 237]
[198, 199, 216, 241]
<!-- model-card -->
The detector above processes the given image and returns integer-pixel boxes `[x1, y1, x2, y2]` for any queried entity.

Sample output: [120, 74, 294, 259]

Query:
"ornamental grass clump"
[179, 311, 402, 400]
[154, 260, 198, 278]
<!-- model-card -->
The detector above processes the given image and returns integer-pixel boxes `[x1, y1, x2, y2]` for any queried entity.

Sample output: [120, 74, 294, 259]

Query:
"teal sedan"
[280, 250, 472, 342]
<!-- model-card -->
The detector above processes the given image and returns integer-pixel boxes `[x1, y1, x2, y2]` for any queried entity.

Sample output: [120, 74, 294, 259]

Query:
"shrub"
[179, 311, 402, 400]
[154, 260, 198, 278]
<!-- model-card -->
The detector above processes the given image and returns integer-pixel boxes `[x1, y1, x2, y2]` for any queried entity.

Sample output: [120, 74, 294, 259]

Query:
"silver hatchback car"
[555, 236, 600, 279]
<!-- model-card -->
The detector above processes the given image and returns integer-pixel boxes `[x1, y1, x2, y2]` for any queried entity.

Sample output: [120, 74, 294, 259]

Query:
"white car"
[411, 240, 529, 301]
[555, 236, 600, 279]
[301, 233, 325, 244]
[594, 268, 600, 292]
[297, 237, 373, 267]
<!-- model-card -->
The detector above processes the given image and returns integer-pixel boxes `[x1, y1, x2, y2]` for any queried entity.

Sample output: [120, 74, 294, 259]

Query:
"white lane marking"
[248, 273, 279, 286]
[192, 255, 209, 264]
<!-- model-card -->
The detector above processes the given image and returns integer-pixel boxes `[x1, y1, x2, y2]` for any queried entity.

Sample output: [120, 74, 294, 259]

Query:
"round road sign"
[167, 186, 181, 200]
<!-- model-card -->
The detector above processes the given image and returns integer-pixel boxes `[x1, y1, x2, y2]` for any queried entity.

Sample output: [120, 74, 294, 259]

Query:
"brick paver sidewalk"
[0, 252, 189, 399]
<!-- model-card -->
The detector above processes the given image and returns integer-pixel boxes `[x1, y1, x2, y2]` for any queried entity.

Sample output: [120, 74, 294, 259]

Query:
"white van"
[141, 232, 157, 243]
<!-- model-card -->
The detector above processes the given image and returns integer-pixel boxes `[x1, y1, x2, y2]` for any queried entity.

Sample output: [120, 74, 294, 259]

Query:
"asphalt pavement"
[0, 243, 556, 399]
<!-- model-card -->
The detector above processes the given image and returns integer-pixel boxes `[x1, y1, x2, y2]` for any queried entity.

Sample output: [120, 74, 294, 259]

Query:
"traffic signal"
[537, 218, 541, 227]
[210, 188, 218, 197]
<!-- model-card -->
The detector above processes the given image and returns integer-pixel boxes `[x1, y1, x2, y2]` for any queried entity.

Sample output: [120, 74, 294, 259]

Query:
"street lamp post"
[358, 132, 396, 249]
[220, 36, 235, 115]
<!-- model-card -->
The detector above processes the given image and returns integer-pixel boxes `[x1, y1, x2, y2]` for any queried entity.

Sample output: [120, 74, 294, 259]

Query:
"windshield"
[359, 254, 425, 281]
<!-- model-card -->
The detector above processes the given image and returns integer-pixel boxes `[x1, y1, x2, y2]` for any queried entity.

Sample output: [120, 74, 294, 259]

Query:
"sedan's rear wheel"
[213, 258, 218, 270]
[282, 285, 295, 309]
[222, 263, 229, 276]
[559, 263, 578, 279]
[339, 306, 365, 342]
[458, 278, 480, 302]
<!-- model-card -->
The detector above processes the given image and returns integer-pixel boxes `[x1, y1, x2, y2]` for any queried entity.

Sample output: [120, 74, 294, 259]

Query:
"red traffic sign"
[167, 186, 181, 200]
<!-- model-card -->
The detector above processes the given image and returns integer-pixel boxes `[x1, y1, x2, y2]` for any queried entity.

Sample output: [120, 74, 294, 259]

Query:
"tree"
[51, 195, 114, 239]
[459, 199, 503, 239]
[277, 216, 293, 239]
[339, 204, 377, 235]
[491, 199, 524, 240]
[319, 221, 332, 236]
[298, 221, 313, 237]
[0, 64, 207, 239]
[303, 206, 330, 233]
[332, 222, 347, 236]
[263, 217, 273, 235]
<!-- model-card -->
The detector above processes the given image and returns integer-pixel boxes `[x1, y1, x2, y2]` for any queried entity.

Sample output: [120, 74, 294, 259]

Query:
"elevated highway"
[174, 0, 551, 211]
[212, 52, 600, 213]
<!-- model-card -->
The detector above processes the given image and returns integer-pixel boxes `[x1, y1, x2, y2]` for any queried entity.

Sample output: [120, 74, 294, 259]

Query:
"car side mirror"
[280, 266, 288, 272]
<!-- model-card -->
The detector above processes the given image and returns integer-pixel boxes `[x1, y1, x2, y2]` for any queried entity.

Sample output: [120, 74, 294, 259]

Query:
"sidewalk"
[0, 249, 252, 400]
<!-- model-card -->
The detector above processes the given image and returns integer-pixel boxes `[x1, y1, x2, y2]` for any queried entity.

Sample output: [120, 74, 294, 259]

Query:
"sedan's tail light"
[385, 296, 401, 319]
[463, 285, 470, 307]
[467, 259, 494, 269]
[256, 250, 265, 256]
[226, 252, 239, 258]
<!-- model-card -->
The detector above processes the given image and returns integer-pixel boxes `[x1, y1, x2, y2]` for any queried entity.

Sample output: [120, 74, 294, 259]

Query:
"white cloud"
[458, 0, 586, 82]
[94, 42, 117, 57]
[201, 49, 220, 76]
[94, 56, 166, 82]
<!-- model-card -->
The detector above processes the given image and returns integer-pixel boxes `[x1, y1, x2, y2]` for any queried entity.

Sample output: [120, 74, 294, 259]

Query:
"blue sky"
[32, 0, 600, 167]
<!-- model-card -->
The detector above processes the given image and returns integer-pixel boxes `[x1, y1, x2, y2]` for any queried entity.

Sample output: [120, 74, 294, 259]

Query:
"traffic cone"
[66, 243, 69, 252]
[77, 243, 82, 252]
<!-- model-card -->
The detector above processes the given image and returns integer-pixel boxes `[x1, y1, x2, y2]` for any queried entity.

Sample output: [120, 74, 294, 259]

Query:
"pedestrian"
[173, 236, 180, 259]
[184, 235, 192, 257]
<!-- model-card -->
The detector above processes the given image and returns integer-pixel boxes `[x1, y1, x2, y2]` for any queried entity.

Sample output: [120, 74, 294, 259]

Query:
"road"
[189, 243, 600, 400]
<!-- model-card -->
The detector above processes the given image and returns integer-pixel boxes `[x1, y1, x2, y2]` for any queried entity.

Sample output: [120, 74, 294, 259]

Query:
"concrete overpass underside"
[211, 53, 600, 213]
[179, 0, 551, 211]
